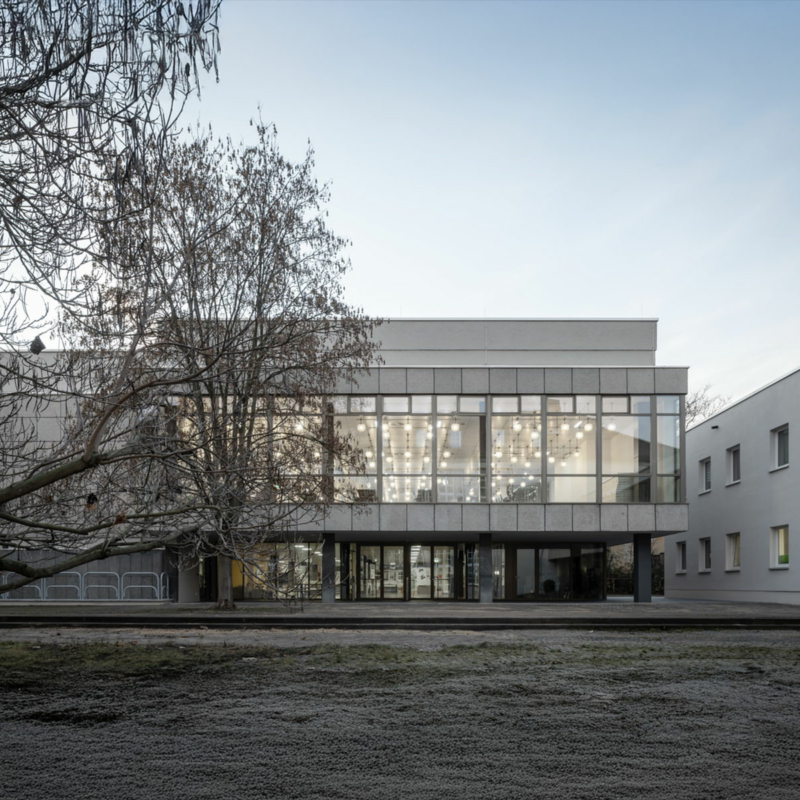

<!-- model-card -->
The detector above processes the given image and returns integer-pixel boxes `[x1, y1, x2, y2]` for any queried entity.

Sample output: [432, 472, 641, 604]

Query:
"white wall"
[666, 368, 800, 604]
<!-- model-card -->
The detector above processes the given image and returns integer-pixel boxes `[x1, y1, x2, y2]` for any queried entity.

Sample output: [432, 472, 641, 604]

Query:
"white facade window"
[675, 541, 687, 573]
[771, 425, 789, 470]
[699, 458, 711, 493]
[726, 446, 740, 484]
[726, 533, 741, 571]
[771, 526, 789, 569]
[699, 538, 711, 572]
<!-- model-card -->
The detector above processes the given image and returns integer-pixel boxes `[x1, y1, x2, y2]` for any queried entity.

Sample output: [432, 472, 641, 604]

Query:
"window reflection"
[602, 416, 651, 474]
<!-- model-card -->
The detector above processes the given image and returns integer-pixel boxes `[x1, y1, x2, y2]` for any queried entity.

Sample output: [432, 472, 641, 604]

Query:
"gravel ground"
[2, 629, 800, 799]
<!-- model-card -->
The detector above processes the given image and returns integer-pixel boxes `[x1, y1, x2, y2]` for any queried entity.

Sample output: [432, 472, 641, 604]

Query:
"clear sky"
[191, 0, 800, 403]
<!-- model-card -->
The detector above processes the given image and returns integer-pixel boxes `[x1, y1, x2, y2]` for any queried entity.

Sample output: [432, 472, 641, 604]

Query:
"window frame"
[725, 532, 741, 572]
[698, 537, 711, 573]
[770, 525, 790, 570]
[699, 457, 711, 494]
[771, 425, 789, 471]
[726, 445, 741, 486]
[675, 541, 687, 574]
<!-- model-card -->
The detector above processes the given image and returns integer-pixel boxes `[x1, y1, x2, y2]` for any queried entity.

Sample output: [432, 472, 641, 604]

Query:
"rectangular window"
[727, 446, 741, 484]
[726, 533, 741, 571]
[676, 541, 687, 573]
[772, 526, 789, 568]
[774, 426, 789, 468]
[700, 458, 711, 493]
[699, 538, 711, 572]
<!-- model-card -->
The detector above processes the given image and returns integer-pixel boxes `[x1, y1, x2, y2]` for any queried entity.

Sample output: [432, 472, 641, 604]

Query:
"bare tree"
[0, 0, 222, 345]
[685, 384, 729, 429]
[0, 128, 379, 608]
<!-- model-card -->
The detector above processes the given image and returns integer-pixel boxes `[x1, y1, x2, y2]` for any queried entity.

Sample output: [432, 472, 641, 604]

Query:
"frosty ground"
[2, 628, 799, 799]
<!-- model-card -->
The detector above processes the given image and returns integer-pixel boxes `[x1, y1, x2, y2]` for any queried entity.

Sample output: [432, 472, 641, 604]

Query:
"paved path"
[2, 597, 800, 629]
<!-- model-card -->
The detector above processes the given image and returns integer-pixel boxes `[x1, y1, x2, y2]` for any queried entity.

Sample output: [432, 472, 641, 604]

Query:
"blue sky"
[191, 0, 800, 402]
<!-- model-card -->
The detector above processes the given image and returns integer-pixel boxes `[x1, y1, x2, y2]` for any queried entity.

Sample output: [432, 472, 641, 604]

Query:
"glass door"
[409, 544, 431, 598]
[433, 546, 455, 599]
[515, 547, 536, 599]
[382, 545, 405, 600]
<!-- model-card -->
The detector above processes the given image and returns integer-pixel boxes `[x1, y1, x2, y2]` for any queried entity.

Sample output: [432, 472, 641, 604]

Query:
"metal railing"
[0, 570, 171, 601]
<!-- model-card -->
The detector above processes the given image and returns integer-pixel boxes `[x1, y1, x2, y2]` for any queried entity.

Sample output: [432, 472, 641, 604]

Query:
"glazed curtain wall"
[316, 393, 682, 504]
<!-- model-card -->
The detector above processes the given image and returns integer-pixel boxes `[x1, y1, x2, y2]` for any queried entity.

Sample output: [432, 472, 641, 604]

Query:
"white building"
[665, 368, 798, 605]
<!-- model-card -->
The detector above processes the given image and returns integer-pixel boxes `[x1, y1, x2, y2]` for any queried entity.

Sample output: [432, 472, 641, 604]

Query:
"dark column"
[479, 533, 493, 603]
[322, 533, 336, 604]
[633, 533, 652, 603]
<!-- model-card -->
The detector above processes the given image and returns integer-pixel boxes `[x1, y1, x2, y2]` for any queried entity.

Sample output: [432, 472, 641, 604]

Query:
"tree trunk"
[215, 554, 236, 610]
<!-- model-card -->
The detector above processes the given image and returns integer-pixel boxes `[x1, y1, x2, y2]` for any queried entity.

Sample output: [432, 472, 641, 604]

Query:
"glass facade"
[319, 392, 682, 505]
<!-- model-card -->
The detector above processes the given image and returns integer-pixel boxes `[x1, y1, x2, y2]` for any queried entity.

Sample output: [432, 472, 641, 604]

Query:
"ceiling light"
[508, 477, 515, 484]
[443, 450, 451, 458]
[511, 456, 518, 463]
[451, 421, 460, 432]
[531, 431, 539, 439]
[382, 423, 388, 431]
[365, 450, 373, 458]
[608, 423, 616, 431]
[535, 451, 541, 458]
[386, 455, 393, 463]
[404, 450, 411, 458]
[357, 422, 366, 432]
[585, 422, 593, 431]
[561, 460, 567, 467]
[513, 419, 522, 432]
[495, 450, 502, 458]
[576, 431, 584, 440]
[404, 423, 412, 431]
[548, 456, 555, 464]
[561, 421, 569, 431]
[427, 431, 433, 440]
[525, 461, 531, 468]
[520, 481, 526, 487]
[423, 455, 430, 463]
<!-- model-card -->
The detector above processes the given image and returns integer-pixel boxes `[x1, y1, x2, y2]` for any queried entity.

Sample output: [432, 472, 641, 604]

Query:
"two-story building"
[666, 367, 798, 605]
[188, 318, 689, 604]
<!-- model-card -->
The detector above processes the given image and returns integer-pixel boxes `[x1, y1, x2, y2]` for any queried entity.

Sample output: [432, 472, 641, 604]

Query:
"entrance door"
[515, 547, 536, 599]
[358, 545, 406, 600]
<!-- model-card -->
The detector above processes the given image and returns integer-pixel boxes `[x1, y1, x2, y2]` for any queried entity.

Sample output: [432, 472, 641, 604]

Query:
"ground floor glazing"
[217, 540, 606, 602]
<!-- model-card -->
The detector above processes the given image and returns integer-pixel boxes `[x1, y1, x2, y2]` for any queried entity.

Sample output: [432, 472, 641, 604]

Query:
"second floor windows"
[700, 458, 711, 493]
[773, 425, 790, 469]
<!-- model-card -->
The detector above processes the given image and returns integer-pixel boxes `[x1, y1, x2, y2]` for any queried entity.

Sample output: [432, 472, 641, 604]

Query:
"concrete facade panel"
[379, 368, 407, 395]
[407, 504, 434, 531]
[572, 368, 600, 395]
[461, 368, 490, 394]
[573, 504, 600, 532]
[351, 505, 379, 531]
[544, 368, 572, 394]
[545, 505, 573, 531]
[406, 368, 434, 394]
[324, 506, 352, 532]
[350, 369, 379, 394]
[656, 504, 689, 532]
[490, 505, 518, 532]
[380, 504, 407, 531]
[516, 368, 545, 394]
[627, 504, 656, 532]
[462, 504, 490, 531]
[626, 368, 655, 395]
[435, 504, 462, 531]
[489, 369, 517, 394]
[654, 368, 689, 395]
[518, 504, 545, 532]
[600, 504, 628, 532]
[434, 368, 462, 394]
[599, 368, 627, 395]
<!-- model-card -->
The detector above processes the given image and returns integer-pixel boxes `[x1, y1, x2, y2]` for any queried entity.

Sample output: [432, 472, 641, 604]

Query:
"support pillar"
[177, 562, 200, 604]
[321, 533, 336, 604]
[633, 533, 652, 603]
[479, 533, 493, 603]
